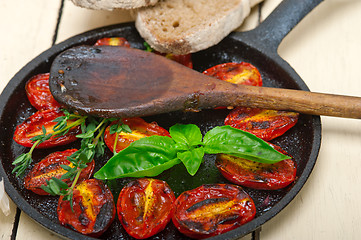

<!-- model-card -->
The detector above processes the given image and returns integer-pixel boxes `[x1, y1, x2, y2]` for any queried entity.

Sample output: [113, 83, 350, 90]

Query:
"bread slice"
[134, 0, 263, 54]
[70, 0, 159, 10]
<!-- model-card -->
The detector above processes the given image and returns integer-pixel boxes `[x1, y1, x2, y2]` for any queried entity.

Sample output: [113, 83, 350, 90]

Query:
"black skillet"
[0, 0, 322, 239]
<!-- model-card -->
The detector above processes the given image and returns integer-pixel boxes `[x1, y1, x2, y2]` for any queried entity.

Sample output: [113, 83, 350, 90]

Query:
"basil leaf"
[174, 143, 189, 151]
[94, 136, 180, 180]
[177, 147, 205, 176]
[203, 125, 289, 164]
[169, 124, 203, 147]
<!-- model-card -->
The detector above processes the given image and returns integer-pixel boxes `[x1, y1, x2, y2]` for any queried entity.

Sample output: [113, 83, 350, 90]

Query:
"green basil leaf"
[203, 125, 290, 164]
[169, 124, 203, 147]
[174, 143, 189, 151]
[94, 136, 179, 180]
[177, 147, 205, 176]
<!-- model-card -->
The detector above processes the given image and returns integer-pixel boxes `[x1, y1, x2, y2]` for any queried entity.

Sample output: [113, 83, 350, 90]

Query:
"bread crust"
[134, 0, 263, 54]
[70, 0, 159, 10]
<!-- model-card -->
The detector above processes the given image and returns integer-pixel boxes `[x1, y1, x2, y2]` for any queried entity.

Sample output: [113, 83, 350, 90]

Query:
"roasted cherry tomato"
[13, 109, 80, 148]
[156, 52, 193, 68]
[203, 62, 262, 86]
[24, 149, 95, 195]
[117, 178, 175, 239]
[57, 179, 115, 237]
[224, 107, 299, 141]
[172, 184, 256, 239]
[216, 143, 297, 190]
[94, 37, 131, 47]
[104, 117, 170, 153]
[25, 73, 61, 110]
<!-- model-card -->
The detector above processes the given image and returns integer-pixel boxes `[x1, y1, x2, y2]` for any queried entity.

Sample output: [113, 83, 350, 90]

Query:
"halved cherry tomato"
[57, 179, 115, 237]
[216, 143, 297, 190]
[203, 62, 262, 86]
[25, 73, 61, 110]
[13, 109, 80, 148]
[104, 117, 170, 153]
[24, 149, 95, 195]
[117, 178, 175, 239]
[172, 184, 256, 239]
[224, 107, 299, 141]
[94, 37, 131, 47]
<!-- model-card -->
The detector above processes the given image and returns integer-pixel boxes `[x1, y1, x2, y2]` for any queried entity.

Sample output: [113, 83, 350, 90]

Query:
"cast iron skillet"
[0, 0, 322, 239]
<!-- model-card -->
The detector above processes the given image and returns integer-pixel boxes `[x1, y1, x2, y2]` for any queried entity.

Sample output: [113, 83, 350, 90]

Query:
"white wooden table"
[1, 0, 361, 239]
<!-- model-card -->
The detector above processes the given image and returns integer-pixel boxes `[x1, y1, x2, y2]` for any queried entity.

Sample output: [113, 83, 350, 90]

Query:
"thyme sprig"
[108, 120, 132, 154]
[41, 116, 112, 205]
[12, 112, 87, 177]
[12, 109, 127, 207]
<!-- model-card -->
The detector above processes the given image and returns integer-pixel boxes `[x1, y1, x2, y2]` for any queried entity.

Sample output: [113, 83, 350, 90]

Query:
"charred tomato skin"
[216, 143, 297, 190]
[57, 179, 115, 237]
[94, 37, 131, 47]
[225, 107, 299, 141]
[117, 178, 175, 239]
[203, 62, 262, 86]
[25, 73, 61, 110]
[24, 149, 95, 195]
[172, 184, 256, 239]
[104, 117, 170, 153]
[13, 109, 80, 148]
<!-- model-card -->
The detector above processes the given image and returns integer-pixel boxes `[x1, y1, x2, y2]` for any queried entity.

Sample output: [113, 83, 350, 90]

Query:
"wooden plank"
[0, 0, 61, 239]
[261, 0, 361, 239]
[17, 213, 63, 240]
[0, 1, 61, 87]
[56, 0, 133, 43]
[0, 198, 17, 240]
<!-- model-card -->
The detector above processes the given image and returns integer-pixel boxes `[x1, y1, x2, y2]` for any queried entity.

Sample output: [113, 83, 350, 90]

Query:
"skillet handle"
[233, 0, 324, 53]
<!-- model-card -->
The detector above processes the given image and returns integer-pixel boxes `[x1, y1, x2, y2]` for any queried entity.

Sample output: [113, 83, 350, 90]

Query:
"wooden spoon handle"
[216, 84, 361, 119]
[50, 46, 361, 119]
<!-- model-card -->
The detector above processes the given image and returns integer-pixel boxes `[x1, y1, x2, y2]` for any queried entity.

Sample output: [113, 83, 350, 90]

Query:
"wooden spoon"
[49, 45, 361, 119]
